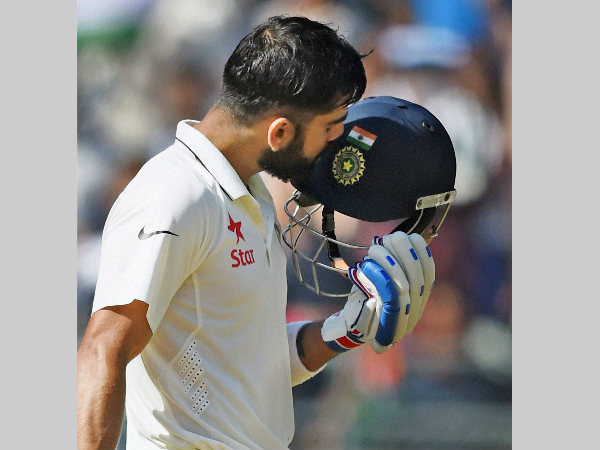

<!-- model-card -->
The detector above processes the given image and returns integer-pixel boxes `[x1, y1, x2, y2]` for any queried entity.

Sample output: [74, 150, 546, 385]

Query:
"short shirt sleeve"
[92, 178, 210, 331]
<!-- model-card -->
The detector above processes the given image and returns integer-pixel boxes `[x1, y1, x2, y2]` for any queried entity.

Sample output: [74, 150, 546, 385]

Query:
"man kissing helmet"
[283, 96, 457, 297]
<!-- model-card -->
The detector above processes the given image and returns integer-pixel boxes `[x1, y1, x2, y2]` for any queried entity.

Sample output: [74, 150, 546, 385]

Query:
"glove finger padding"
[367, 244, 411, 342]
[352, 259, 400, 348]
[380, 232, 426, 334]
[367, 232, 435, 353]
[406, 233, 435, 329]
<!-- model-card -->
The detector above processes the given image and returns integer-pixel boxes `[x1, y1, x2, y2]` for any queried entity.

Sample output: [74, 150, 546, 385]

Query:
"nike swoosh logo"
[138, 227, 179, 240]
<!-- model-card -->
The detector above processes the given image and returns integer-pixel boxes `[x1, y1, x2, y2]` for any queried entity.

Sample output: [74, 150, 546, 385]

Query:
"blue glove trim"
[360, 259, 400, 347]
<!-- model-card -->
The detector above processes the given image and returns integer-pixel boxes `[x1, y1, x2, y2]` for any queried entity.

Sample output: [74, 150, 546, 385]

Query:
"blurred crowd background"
[77, 0, 512, 449]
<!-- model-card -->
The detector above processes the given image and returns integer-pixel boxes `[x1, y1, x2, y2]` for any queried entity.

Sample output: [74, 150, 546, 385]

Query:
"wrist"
[298, 321, 337, 370]
[295, 322, 310, 358]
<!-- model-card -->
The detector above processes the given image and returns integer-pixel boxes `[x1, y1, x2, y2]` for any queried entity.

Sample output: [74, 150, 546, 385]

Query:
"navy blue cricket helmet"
[291, 96, 456, 222]
[282, 96, 457, 297]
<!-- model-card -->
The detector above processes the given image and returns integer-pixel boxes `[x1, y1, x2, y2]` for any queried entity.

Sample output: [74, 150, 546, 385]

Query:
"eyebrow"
[328, 112, 348, 125]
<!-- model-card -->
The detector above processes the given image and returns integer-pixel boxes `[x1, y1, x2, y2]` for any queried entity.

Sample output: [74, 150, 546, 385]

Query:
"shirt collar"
[175, 120, 250, 201]
[247, 173, 275, 208]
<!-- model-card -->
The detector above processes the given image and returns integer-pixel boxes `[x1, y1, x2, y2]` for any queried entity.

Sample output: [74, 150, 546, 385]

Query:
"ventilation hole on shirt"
[178, 352, 190, 366]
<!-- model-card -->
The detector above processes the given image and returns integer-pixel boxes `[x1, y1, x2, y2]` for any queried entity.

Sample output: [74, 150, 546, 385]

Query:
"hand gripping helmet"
[282, 96, 457, 297]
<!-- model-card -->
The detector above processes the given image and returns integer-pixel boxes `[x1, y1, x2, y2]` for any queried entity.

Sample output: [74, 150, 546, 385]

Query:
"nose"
[328, 123, 344, 141]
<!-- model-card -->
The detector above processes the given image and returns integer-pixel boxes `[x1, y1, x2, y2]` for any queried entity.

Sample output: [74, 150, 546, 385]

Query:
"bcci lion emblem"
[332, 145, 366, 186]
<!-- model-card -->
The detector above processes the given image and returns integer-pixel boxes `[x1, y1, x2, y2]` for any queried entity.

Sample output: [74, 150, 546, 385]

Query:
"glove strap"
[325, 327, 364, 353]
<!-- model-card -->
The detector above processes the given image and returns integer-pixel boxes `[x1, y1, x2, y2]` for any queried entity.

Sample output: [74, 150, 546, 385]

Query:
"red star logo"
[227, 214, 245, 243]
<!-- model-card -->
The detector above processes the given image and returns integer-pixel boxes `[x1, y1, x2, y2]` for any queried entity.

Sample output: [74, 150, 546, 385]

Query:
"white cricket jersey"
[92, 121, 296, 449]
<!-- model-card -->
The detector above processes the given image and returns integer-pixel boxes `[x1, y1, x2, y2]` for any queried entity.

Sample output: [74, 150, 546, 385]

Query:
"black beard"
[258, 131, 315, 182]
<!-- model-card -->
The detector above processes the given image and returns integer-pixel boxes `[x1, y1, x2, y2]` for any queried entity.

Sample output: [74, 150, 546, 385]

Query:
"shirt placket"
[235, 195, 274, 266]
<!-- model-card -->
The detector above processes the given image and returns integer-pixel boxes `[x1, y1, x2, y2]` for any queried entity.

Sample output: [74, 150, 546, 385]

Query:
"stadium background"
[77, 1, 512, 449]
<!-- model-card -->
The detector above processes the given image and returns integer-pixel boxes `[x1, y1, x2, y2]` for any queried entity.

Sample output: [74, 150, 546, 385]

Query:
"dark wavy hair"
[219, 16, 367, 124]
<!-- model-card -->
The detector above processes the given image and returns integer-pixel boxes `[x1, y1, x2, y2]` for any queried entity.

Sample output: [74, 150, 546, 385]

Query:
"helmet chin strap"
[322, 206, 350, 272]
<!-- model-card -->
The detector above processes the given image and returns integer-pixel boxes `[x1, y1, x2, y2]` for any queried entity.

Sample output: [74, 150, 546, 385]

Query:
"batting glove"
[321, 259, 400, 353]
[367, 231, 435, 353]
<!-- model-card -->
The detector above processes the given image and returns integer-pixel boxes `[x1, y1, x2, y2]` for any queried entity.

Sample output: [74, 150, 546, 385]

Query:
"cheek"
[302, 133, 328, 159]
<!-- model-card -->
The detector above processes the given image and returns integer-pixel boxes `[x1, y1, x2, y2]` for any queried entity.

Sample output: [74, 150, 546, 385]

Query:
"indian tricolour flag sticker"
[346, 126, 377, 151]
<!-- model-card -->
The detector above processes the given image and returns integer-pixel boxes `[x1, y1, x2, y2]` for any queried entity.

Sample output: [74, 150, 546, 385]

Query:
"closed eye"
[327, 112, 348, 126]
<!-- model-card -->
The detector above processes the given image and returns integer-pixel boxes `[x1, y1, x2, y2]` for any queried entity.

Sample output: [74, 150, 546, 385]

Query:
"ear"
[267, 118, 295, 151]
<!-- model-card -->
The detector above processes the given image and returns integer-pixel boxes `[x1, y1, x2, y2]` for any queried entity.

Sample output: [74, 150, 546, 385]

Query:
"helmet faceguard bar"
[283, 193, 366, 297]
[393, 190, 457, 242]
[416, 190, 456, 242]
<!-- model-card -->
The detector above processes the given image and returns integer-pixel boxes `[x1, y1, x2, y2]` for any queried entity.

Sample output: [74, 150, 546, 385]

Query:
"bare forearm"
[297, 320, 338, 371]
[77, 350, 127, 450]
[77, 302, 152, 449]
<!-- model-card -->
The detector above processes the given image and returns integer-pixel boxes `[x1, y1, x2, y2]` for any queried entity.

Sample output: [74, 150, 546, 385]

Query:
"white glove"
[321, 259, 400, 353]
[367, 232, 435, 353]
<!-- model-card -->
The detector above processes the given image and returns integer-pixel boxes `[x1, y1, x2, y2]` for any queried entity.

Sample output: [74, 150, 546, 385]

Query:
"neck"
[194, 105, 268, 184]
